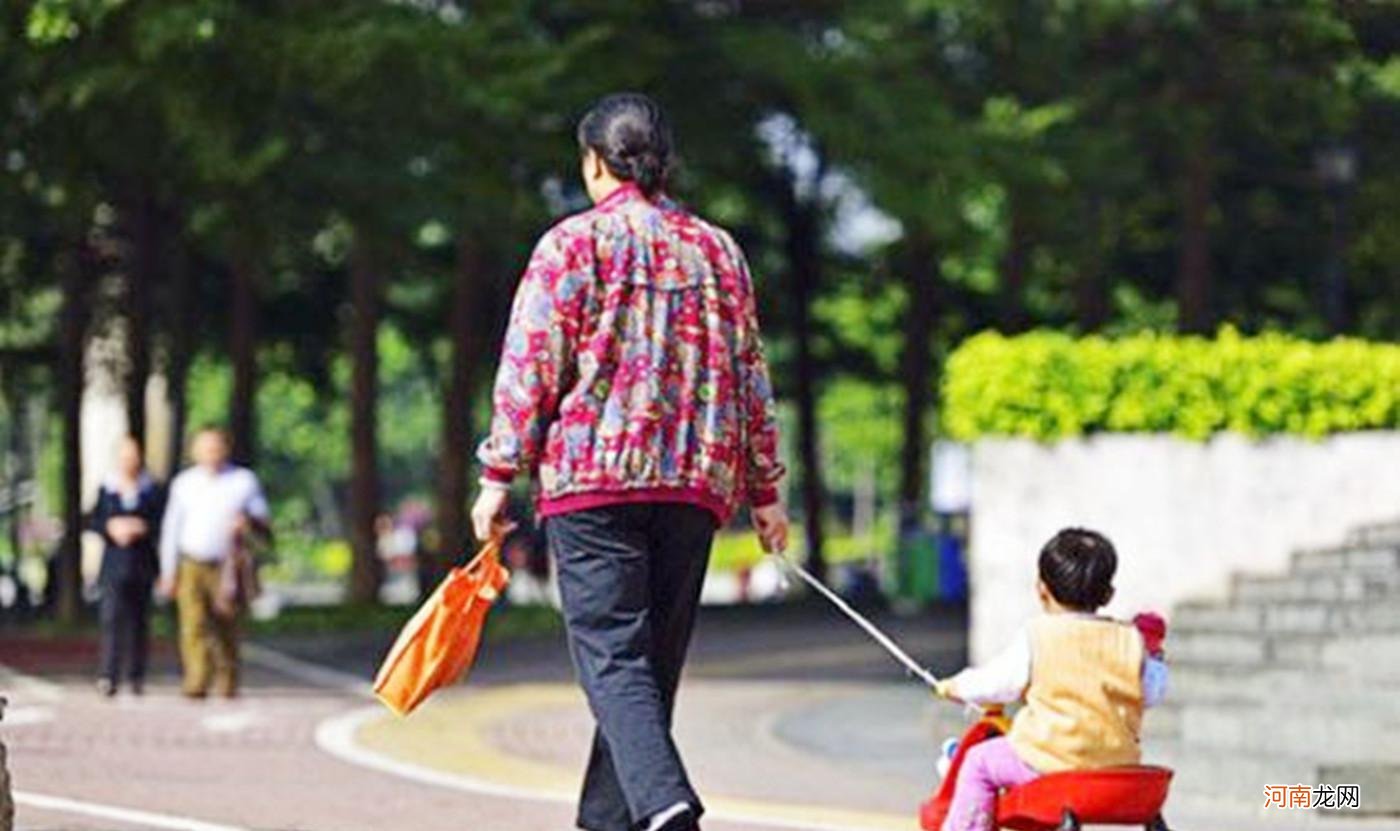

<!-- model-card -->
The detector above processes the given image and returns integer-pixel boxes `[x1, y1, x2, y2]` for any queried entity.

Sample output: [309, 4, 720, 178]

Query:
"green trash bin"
[894, 528, 940, 606]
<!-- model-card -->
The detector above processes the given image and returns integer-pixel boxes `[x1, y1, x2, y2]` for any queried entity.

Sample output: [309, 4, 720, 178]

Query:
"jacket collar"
[104, 470, 154, 494]
[597, 182, 647, 210]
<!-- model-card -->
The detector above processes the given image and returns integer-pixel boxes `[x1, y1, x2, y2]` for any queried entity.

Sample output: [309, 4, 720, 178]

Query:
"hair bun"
[629, 150, 665, 193]
[613, 124, 649, 156]
[576, 92, 674, 196]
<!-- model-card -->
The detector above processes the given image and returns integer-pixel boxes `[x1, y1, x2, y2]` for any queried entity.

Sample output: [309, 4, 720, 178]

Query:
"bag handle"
[460, 536, 503, 575]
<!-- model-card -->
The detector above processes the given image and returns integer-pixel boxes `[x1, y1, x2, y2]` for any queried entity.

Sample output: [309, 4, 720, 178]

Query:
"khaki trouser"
[177, 558, 240, 697]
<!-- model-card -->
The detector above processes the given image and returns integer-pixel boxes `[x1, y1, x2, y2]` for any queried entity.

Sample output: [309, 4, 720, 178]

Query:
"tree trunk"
[54, 247, 93, 624]
[1075, 195, 1109, 332]
[433, 234, 479, 589]
[1176, 133, 1214, 334]
[1000, 198, 1029, 333]
[784, 192, 826, 580]
[347, 241, 383, 605]
[229, 255, 259, 466]
[1322, 182, 1352, 334]
[123, 193, 157, 444]
[165, 244, 193, 475]
[898, 233, 937, 528]
[1075, 271, 1107, 333]
[4, 378, 23, 583]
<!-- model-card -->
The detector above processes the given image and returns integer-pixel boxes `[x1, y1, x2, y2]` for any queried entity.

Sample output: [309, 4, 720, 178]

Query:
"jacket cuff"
[481, 466, 516, 486]
[750, 484, 779, 508]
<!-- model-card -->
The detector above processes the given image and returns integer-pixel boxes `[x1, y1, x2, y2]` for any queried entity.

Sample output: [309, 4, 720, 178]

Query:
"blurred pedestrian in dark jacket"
[90, 435, 164, 697]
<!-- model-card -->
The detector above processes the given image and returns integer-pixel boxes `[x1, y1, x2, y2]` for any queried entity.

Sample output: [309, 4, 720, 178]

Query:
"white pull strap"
[770, 553, 941, 690]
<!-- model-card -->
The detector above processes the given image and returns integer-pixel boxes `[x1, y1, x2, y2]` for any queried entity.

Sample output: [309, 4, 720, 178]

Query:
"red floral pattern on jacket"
[477, 184, 785, 523]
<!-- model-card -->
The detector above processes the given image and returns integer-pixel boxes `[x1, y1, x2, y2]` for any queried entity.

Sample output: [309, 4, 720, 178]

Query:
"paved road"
[4, 603, 1397, 831]
[8, 678, 579, 831]
[0, 603, 964, 831]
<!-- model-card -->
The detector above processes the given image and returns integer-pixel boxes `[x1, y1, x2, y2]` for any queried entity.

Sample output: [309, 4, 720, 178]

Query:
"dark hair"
[193, 424, 230, 442]
[576, 92, 673, 196]
[1038, 528, 1117, 611]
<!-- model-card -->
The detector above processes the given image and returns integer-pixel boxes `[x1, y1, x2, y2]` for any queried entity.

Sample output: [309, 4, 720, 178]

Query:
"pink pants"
[942, 737, 1041, 831]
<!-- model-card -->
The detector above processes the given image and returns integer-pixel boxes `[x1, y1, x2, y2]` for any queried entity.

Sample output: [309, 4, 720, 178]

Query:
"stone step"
[1347, 519, 1400, 549]
[1177, 699, 1400, 761]
[1150, 742, 1400, 815]
[1168, 665, 1400, 708]
[1319, 763, 1400, 815]
[1166, 662, 1400, 703]
[1148, 740, 1319, 803]
[1173, 630, 1400, 680]
[1317, 635, 1400, 683]
[1173, 599, 1400, 635]
[1232, 570, 1400, 603]
[1291, 544, 1400, 574]
[1156, 522, 1400, 817]
[1167, 664, 1312, 701]
[1173, 627, 1400, 668]
[1171, 629, 1316, 667]
[1141, 700, 1183, 741]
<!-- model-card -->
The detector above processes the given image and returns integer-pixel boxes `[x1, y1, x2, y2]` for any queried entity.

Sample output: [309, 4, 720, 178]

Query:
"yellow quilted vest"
[1008, 614, 1145, 773]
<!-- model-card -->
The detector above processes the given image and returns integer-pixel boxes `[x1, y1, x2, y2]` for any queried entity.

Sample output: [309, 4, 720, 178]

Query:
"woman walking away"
[471, 92, 789, 831]
[91, 435, 164, 697]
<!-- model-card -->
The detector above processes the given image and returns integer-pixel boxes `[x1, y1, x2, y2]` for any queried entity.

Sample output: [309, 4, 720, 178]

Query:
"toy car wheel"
[1056, 809, 1081, 831]
[1144, 816, 1170, 831]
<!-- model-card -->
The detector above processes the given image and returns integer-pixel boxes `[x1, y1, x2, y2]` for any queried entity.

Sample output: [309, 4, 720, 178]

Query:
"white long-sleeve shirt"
[159, 464, 269, 580]
[948, 618, 1169, 707]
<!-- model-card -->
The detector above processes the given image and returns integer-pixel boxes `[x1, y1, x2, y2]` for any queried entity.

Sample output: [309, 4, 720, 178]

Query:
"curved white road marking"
[242, 642, 374, 696]
[0, 661, 64, 703]
[247, 643, 905, 831]
[315, 704, 572, 804]
[314, 704, 902, 831]
[15, 791, 249, 831]
[3, 704, 55, 725]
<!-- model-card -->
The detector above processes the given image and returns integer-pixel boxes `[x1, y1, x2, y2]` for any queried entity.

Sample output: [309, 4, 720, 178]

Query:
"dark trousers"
[547, 503, 716, 831]
[98, 579, 152, 686]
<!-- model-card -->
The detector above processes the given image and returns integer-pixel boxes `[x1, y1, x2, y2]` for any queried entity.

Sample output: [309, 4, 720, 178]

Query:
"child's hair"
[1038, 528, 1117, 611]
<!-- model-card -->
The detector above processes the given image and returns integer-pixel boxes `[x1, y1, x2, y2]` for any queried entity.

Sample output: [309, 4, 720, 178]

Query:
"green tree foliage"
[185, 326, 437, 531]
[4, 0, 1399, 610]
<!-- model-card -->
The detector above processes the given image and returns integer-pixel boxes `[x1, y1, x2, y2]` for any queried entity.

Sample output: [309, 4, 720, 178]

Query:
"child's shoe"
[935, 736, 959, 780]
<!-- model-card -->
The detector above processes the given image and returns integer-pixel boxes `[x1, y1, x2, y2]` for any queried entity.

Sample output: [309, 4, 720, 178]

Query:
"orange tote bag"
[373, 539, 510, 716]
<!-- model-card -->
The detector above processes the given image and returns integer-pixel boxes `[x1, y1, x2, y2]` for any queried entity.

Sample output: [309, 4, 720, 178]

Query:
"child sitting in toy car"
[934, 528, 1169, 831]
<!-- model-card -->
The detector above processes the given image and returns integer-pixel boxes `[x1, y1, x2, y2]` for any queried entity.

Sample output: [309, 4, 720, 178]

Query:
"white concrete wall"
[968, 433, 1400, 662]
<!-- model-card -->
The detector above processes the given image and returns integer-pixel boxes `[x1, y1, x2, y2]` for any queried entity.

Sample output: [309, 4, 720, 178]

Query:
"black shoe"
[129, 679, 144, 696]
[96, 678, 117, 698]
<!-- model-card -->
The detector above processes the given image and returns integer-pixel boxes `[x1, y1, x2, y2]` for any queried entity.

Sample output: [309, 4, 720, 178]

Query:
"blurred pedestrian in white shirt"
[158, 426, 269, 699]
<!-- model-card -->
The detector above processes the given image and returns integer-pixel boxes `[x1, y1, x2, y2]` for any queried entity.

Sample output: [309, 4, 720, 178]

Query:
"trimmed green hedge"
[943, 328, 1400, 441]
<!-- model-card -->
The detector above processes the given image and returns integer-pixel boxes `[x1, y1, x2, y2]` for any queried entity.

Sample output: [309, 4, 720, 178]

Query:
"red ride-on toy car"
[919, 707, 1173, 831]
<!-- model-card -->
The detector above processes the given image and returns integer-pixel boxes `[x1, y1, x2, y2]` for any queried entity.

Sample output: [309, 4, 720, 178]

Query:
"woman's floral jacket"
[477, 183, 785, 524]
